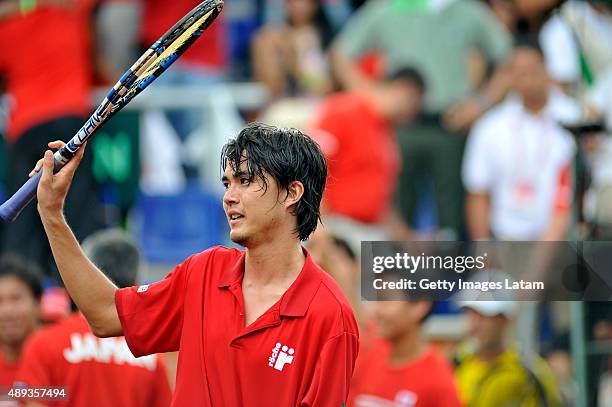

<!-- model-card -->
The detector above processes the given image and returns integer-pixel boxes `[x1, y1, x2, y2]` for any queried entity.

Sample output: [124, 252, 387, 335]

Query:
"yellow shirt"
[455, 347, 562, 407]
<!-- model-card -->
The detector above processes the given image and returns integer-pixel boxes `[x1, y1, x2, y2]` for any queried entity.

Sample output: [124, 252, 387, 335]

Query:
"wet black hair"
[0, 253, 43, 301]
[221, 122, 327, 241]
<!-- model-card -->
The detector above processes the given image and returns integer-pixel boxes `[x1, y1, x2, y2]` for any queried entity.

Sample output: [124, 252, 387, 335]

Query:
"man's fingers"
[31, 140, 68, 177]
[75, 142, 87, 161]
[56, 143, 87, 178]
[48, 140, 66, 149]
[39, 150, 54, 186]
[29, 158, 44, 177]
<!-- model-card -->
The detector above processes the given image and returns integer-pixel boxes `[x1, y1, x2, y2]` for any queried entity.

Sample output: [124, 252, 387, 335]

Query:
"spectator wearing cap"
[0, 254, 43, 387]
[15, 229, 172, 407]
[462, 37, 580, 241]
[309, 68, 425, 252]
[454, 301, 562, 407]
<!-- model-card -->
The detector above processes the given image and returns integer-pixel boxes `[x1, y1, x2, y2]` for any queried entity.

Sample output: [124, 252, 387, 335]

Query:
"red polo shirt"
[310, 92, 401, 224]
[116, 246, 359, 406]
[14, 313, 172, 407]
[348, 340, 461, 407]
[0, 348, 19, 387]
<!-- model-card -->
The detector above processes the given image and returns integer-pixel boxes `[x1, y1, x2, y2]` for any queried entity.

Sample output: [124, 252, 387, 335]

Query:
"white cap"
[459, 301, 518, 317]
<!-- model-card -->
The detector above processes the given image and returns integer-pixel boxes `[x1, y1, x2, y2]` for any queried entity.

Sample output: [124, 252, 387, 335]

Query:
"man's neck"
[1, 341, 23, 364]
[388, 328, 427, 366]
[476, 344, 506, 363]
[244, 239, 305, 288]
[522, 95, 548, 115]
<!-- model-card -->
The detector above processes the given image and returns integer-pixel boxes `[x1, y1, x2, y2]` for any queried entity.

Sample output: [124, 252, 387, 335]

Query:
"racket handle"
[0, 171, 43, 222]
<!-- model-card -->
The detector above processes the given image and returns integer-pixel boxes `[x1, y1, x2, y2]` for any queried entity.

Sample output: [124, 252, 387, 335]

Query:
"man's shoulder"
[318, 92, 370, 120]
[308, 265, 359, 336]
[163, 246, 243, 286]
[471, 99, 518, 137]
[420, 347, 456, 376]
[193, 245, 242, 259]
[183, 245, 243, 270]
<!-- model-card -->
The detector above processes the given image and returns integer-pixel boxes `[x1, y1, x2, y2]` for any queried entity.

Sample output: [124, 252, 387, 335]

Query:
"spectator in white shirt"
[462, 37, 580, 241]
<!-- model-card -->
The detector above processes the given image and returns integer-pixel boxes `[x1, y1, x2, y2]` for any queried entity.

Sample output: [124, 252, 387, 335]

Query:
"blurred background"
[0, 0, 611, 406]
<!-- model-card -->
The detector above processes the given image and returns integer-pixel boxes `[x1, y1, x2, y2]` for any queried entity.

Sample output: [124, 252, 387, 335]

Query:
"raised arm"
[35, 141, 122, 337]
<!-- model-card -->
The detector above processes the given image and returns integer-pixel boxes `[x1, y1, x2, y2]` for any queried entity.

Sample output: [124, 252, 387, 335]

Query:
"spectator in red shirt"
[310, 68, 425, 251]
[348, 282, 461, 407]
[30, 123, 359, 406]
[0, 254, 42, 387]
[15, 229, 172, 407]
[0, 0, 99, 276]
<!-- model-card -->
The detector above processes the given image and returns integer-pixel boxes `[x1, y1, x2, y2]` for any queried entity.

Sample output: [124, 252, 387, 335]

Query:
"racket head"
[113, 0, 224, 110]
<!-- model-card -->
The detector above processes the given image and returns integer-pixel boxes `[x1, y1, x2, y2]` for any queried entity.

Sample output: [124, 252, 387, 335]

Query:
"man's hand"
[33, 140, 86, 221]
[442, 98, 486, 132]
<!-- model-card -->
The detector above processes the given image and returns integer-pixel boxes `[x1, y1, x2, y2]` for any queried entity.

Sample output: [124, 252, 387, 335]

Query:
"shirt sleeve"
[301, 332, 359, 406]
[14, 333, 52, 388]
[115, 255, 195, 357]
[462, 118, 495, 193]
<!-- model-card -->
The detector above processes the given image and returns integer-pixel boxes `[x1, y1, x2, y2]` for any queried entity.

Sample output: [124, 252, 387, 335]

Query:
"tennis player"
[32, 122, 359, 406]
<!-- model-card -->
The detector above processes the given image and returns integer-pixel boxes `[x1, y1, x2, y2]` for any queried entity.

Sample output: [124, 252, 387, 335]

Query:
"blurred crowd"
[1, 0, 612, 406]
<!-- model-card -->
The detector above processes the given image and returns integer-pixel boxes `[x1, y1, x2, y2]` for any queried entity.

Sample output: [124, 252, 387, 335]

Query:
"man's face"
[510, 47, 550, 102]
[0, 276, 39, 346]
[385, 81, 423, 123]
[465, 308, 508, 353]
[222, 160, 288, 247]
[373, 295, 430, 342]
[286, 0, 317, 26]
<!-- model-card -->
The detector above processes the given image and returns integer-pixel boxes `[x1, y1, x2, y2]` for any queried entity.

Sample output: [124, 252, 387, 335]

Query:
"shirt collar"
[217, 247, 322, 317]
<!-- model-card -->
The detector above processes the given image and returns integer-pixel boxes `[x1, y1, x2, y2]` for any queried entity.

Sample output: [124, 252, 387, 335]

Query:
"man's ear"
[284, 181, 305, 209]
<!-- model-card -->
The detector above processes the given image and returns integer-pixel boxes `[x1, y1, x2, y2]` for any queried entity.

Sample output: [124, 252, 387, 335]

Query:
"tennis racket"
[0, 0, 224, 222]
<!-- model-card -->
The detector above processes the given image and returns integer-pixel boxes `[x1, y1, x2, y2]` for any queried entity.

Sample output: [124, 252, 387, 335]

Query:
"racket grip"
[0, 170, 43, 222]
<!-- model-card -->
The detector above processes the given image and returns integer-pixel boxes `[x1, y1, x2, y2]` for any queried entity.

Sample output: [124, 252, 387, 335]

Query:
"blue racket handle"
[0, 170, 43, 222]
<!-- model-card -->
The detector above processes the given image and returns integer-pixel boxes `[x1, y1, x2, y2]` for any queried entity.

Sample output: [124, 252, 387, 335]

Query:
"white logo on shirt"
[63, 333, 156, 371]
[354, 390, 417, 407]
[137, 285, 149, 293]
[268, 342, 295, 371]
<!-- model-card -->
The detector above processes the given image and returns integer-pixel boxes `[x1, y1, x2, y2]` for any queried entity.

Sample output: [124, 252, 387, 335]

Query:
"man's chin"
[230, 232, 249, 246]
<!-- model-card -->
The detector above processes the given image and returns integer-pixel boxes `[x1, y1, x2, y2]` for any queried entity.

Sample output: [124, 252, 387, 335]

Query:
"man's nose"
[223, 185, 239, 206]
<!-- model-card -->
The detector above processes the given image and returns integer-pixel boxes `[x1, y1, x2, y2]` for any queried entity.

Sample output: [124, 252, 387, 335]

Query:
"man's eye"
[222, 182, 229, 190]
[240, 178, 251, 185]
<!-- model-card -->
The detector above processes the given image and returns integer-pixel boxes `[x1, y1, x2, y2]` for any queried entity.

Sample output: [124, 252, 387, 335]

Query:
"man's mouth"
[228, 211, 245, 225]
